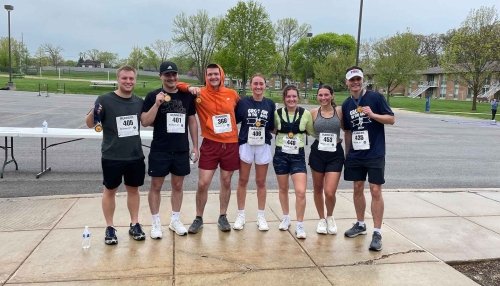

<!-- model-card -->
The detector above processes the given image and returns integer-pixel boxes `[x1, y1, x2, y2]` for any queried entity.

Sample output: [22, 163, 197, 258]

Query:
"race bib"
[352, 130, 370, 150]
[248, 127, 265, 145]
[318, 132, 337, 152]
[212, 114, 232, 134]
[116, 115, 139, 138]
[166, 113, 185, 133]
[282, 135, 299, 154]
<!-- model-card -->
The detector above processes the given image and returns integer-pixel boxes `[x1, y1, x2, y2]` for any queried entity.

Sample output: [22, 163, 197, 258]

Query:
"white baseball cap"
[346, 69, 364, 80]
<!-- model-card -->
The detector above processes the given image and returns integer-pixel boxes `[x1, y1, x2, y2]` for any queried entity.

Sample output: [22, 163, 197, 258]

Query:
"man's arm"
[141, 93, 164, 127]
[344, 130, 352, 157]
[188, 115, 199, 162]
[85, 108, 94, 128]
[362, 106, 395, 125]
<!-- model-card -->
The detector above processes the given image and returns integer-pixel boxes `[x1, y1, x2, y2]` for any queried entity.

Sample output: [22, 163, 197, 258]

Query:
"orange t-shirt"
[177, 64, 239, 143]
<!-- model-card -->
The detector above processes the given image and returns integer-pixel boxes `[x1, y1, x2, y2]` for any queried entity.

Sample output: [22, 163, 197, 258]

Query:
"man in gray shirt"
[85, 65, 146, 245]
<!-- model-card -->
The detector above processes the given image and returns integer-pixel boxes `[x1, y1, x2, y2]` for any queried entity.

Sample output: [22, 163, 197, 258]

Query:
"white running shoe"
[326, 216, 338, 235]
[257, 216, 270, 231]
[151, 219, 163, 239]
[295, 224, 307, 239]
[169, 220, 187, 236]
[278, 216, 291, 231]
[233, 213, 246, 230]
[316, 218, 327, 234]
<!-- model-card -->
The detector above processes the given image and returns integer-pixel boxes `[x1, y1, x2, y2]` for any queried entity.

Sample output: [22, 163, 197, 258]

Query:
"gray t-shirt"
[95, 92, 144, 160]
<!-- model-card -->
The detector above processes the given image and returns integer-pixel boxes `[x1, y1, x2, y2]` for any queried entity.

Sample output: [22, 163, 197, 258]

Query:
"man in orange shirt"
[179, 64, 240, 233]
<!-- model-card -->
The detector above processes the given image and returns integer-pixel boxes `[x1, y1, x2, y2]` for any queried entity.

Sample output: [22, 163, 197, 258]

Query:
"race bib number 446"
[116, 115, 139, 138]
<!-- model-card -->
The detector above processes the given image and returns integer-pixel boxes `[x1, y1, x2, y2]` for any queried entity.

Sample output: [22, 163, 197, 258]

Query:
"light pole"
[355, 0, 363, 66]
[305, 32, 313, 100]
[4, 4, 14, 89]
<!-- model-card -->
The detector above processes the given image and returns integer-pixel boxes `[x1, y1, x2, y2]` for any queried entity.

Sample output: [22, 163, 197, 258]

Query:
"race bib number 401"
[116, 115, 139, 138]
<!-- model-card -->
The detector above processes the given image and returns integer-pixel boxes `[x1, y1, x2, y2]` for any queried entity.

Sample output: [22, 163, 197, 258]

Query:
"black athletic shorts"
[101, 158, 145, 189]
[148, 151, 190, 177]
[343, 157, 385, 185]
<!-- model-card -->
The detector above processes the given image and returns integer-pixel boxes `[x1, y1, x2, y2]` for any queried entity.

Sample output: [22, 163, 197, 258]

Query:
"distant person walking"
[491, 98, 498, 123]
[308, 85, 344, 235]
[141, 61, 198, 238]
[341, 66, 395, 251]
[232, 73, 276, 231]
[85, 65, 146, 245]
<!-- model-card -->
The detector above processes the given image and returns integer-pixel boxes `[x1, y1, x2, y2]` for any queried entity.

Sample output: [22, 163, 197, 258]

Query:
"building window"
[454, 82, 459, 98]
[274, 80, 281, 89]
[440, 86, 446, 98]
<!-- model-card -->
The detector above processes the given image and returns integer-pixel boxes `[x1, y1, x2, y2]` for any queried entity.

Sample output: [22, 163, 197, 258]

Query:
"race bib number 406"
[116, 115, 139, 137]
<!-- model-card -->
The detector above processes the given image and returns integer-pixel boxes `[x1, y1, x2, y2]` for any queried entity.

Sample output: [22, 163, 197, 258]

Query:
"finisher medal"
[93, 102, 103, 132]
[196, 97, 202, 103]
[288, 132, 294, 138]
[255, 121, 261, 127]
[164, 94, 171, 102]
[356, 106, 363, 113]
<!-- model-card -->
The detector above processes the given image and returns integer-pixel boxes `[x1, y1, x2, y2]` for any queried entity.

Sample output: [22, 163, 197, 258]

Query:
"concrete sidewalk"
[1, 188, 499, 285]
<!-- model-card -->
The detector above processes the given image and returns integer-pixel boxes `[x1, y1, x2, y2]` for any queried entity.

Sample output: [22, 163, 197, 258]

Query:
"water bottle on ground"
[42, 120, 48, 133]
[82, 226, 91, 249]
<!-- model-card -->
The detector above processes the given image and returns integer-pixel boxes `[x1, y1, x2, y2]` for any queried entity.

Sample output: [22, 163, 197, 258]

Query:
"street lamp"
[355, 0, 363, 66]
[4, 4, 14, 89]
[305, 32, 313, 100]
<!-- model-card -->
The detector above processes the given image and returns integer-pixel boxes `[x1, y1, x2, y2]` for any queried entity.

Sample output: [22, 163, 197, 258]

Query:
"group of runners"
[85, 62, 394, 252]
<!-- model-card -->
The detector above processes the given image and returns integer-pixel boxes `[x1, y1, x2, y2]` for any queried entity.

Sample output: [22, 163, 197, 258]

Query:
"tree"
[173, 10, 220, 84]
[441, 6, 500, 111]
[274, 18, 310, 86]
[127, 46, 145, 70]
[215, 1, 276, 95]
[290, 33, 356, 85]
[418, 33, 446, 68]
[0, 37, 29, 73]
[372, 31, 427, 103]
[150, 39, 172, 63]
[41, 43, 63, 68]
[313, 50, 355, 91]
[85, 49, 100, 61]
[98, 51, 119, 68]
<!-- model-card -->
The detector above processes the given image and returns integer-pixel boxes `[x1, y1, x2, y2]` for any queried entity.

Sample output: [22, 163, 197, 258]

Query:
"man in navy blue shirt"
[341, 66, 395, 251]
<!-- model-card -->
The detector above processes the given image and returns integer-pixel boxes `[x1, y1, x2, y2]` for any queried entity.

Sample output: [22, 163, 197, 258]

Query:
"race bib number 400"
[352, 130, 370, 150]
[212, 114, 232, 134]
[116, 115, 139, 138]
[166, 113, 186, 133]
[248, 127, 265, 145]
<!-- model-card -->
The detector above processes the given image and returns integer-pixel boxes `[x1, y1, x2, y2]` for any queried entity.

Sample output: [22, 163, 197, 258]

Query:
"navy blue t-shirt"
[235, 96, 276, 145]
[142, 88, 196, 152]
[341, 90, 394, 159]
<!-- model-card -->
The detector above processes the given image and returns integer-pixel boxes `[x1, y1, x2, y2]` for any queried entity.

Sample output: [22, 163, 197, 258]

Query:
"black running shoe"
[369, 232, 382, 251]
[105, 226, 118, 245]
[188, 216, 203, 234]
[129, 223, 146, 241]
[218, 214, 231, 232]
[344, 222, 367, 238]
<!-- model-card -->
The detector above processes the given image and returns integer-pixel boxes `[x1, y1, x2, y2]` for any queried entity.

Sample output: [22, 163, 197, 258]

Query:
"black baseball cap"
[159, 61, 178, 74]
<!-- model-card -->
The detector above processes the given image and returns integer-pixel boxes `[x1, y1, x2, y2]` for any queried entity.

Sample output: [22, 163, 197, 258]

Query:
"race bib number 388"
[116, 115, 139, 137]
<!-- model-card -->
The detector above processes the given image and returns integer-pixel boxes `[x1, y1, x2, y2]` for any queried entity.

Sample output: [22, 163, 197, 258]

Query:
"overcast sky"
[1, 0, 497, 60]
